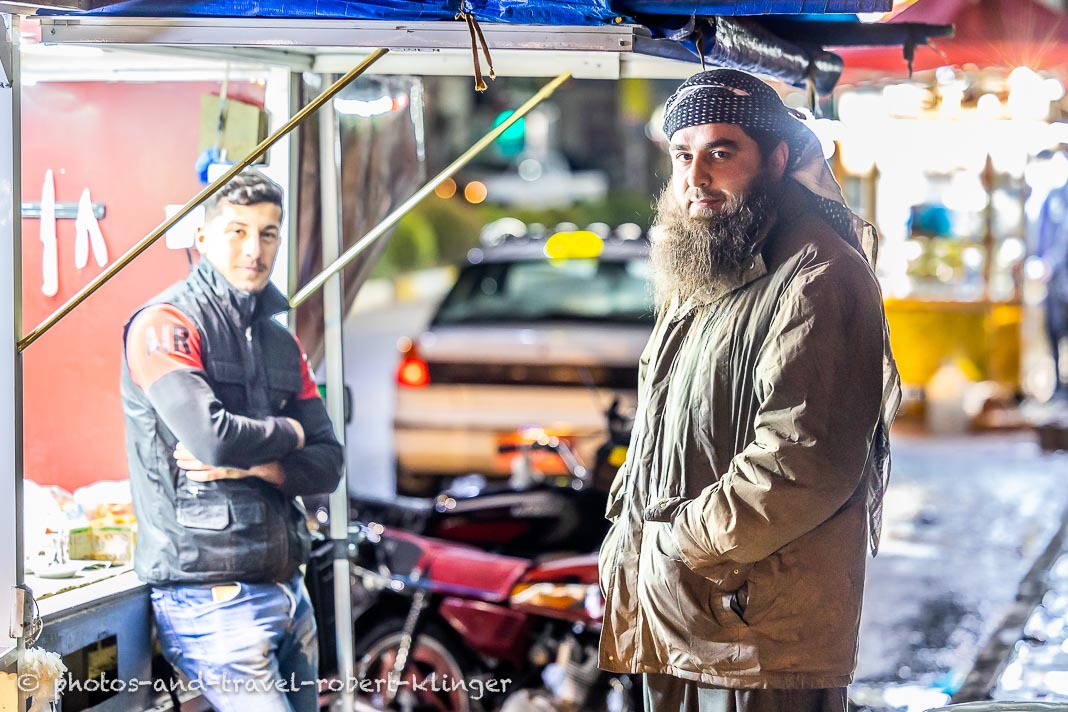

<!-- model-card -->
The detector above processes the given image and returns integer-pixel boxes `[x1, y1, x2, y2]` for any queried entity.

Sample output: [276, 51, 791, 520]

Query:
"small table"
[29, 567, 154, 712]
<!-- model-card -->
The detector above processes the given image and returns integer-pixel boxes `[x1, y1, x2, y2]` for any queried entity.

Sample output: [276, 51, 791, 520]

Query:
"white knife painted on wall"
[41, 169, 58, 297]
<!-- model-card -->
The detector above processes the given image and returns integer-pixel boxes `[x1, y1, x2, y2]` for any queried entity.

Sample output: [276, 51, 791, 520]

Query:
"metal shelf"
[35, 17, 713, 78]
[40, 17, 643, 52]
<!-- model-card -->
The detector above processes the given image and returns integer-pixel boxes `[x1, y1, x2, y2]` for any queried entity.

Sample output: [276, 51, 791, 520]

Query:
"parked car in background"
[393, 219, 652, 495]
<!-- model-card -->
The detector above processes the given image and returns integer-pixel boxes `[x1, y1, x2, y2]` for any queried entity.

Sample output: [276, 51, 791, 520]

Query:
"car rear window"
[432, 258, 654, 325]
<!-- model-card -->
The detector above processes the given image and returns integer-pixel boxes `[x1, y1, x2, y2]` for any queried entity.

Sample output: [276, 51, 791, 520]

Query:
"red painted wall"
[21, 80, 265, 491]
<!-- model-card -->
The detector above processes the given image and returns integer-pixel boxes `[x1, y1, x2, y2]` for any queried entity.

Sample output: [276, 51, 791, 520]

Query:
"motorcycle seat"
[386, 529, 531, 603]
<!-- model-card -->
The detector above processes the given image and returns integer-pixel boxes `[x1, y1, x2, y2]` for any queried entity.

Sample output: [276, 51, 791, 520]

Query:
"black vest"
[121, 259, 309, 585]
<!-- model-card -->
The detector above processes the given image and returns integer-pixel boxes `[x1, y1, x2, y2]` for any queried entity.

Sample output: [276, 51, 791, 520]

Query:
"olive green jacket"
[598, 180, 896, 689]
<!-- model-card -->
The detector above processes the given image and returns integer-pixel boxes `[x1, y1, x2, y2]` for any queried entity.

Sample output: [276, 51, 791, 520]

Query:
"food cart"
[834, 0, 1068, 404]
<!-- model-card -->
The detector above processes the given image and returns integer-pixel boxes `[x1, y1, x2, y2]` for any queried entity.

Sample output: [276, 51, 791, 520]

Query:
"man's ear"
[769, 141, 789, 180]
[194, 227, 208, 254]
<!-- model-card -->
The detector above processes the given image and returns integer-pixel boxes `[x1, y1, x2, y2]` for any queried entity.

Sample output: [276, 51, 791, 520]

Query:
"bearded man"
[597, 69, 901, 712]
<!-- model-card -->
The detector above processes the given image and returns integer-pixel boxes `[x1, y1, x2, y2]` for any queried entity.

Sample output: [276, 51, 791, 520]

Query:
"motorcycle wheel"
[355, 618, 477, 712]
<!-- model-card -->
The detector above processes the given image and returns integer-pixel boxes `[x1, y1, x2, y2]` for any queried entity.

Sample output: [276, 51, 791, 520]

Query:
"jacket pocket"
[174, 488, 285, 578]
[638, 525, 724, 652]
[176, 500, 229, 530]
[710, 589, 749, 629]
[730, 582, 750, 624]
[645, 521, 684, 563]
[208, 359, 245, 383]
[232, 500, 266, 524]
[230, 497, 274, 575]
[175, 497, 233, 573]
[599, 519, 624, 597]
[207, 359, 248, 413]
[266, 367, 303, 413]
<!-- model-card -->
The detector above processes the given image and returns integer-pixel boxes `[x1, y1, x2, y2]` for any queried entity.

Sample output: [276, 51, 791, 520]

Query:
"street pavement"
[991, 518, 1068, 705]
[336, 296, 439, 499]
[339, 298, 1068, 711]
[853, 430, 1068, 711]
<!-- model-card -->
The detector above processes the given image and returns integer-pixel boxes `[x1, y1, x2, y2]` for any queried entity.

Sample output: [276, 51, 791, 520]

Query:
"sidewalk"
[850, 430, 1068, 712]
[987, 522, 1068, 703]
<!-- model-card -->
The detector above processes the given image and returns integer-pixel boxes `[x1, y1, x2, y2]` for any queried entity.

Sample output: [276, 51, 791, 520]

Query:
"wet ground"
[852, 429, 1068, 711]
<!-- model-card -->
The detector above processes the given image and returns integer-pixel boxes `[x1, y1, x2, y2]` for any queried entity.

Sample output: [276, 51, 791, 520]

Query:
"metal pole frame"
[16, 47, 388, 352]
[7, 47, 385, 707]
[289, 71, 572, 308]
[286, 70, 303, 301]
[286, 71, 571, 706]
[4, 54, 570, 709]
[317, 72, 356, 712]
[0, 11, 22, 705]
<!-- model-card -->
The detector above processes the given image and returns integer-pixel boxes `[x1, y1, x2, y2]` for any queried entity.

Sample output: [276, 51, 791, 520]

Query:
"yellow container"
[884, 299, 1022, 390]
[67, 522, 136, 564]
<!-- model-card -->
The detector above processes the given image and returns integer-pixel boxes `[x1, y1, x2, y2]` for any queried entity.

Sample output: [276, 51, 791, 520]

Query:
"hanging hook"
[470, 14, 496, 81]
[457, 12, 493, 92]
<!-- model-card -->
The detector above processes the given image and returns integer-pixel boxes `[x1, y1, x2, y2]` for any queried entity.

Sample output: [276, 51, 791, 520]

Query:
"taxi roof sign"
[544, 230, 604, 260]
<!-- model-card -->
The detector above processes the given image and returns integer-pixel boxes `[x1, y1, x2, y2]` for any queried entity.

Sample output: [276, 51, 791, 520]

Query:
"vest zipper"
[242, 324, 253, 411]
[245, 320, 292, 578]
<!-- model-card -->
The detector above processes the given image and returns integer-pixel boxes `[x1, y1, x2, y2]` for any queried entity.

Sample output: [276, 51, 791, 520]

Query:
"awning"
[36, 4, 950, 93]
[837, 0, 1068, 78]
[32, 0, 897, 20]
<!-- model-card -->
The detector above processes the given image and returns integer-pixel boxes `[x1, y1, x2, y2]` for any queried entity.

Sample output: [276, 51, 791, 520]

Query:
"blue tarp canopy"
[37, 0, 947, 94]
[60, 0, 893, 22]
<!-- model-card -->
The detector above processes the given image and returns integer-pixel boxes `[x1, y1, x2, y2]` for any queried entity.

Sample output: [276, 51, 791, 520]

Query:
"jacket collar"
[190, 258, 290, 328]
[672, 179, 808, 318]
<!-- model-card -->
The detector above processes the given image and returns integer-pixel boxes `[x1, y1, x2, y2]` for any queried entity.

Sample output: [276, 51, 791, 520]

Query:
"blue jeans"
[151, 573, 319, 712]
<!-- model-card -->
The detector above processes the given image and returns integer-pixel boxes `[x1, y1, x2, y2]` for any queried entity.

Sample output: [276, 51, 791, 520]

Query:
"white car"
[393, 224, 652, 495]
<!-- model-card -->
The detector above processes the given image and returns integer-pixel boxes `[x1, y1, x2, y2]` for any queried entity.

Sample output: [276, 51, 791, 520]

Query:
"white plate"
[34, 563, 83, 579]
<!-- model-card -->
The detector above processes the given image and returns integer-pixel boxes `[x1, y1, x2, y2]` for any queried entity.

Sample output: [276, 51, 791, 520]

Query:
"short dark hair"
[204, 170, 284, 220]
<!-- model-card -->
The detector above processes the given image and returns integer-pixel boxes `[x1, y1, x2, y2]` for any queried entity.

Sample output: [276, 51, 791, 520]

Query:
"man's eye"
[674, 153, 692, 162]
[711, 150, 730, 159]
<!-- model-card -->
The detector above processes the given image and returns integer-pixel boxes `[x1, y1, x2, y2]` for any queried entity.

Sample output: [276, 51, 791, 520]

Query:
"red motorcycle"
[303, 407, 637, 710]
[339, 522, 637, 712]
[342, 398, 634, 562]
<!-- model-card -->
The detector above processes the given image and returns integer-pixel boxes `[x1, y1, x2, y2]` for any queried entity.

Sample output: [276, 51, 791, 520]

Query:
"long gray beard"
[649, 179, 773, 311]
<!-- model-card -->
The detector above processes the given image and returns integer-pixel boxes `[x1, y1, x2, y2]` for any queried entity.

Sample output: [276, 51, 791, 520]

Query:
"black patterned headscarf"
[663, 68, 810, 162]
[663, 69, 858, 250]
[663, 68, 902, 558]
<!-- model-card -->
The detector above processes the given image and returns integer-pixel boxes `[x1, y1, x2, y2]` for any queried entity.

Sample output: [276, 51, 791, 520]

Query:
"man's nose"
[687, 155, 711, 188]
[242, 235, 261, 260]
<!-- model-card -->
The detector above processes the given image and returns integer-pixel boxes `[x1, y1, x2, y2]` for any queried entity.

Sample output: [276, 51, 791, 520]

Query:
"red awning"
[837, 0, 1068, 81]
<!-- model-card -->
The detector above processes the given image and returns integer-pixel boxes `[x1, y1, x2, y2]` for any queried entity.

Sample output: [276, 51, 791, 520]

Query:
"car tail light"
[396, 338, 430, 388]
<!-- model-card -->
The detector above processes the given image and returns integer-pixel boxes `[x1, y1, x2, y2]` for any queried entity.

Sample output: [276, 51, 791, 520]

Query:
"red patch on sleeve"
[126, 305, 203, 390]
[293, 336, 321, 401]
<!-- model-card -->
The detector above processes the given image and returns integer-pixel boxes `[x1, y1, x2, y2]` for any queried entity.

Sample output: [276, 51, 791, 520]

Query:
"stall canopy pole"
[0, 12, 24, 686]
[317, 73, 357, 712]
[289, 71, 572, 309]
[16, 47, 389, 352]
